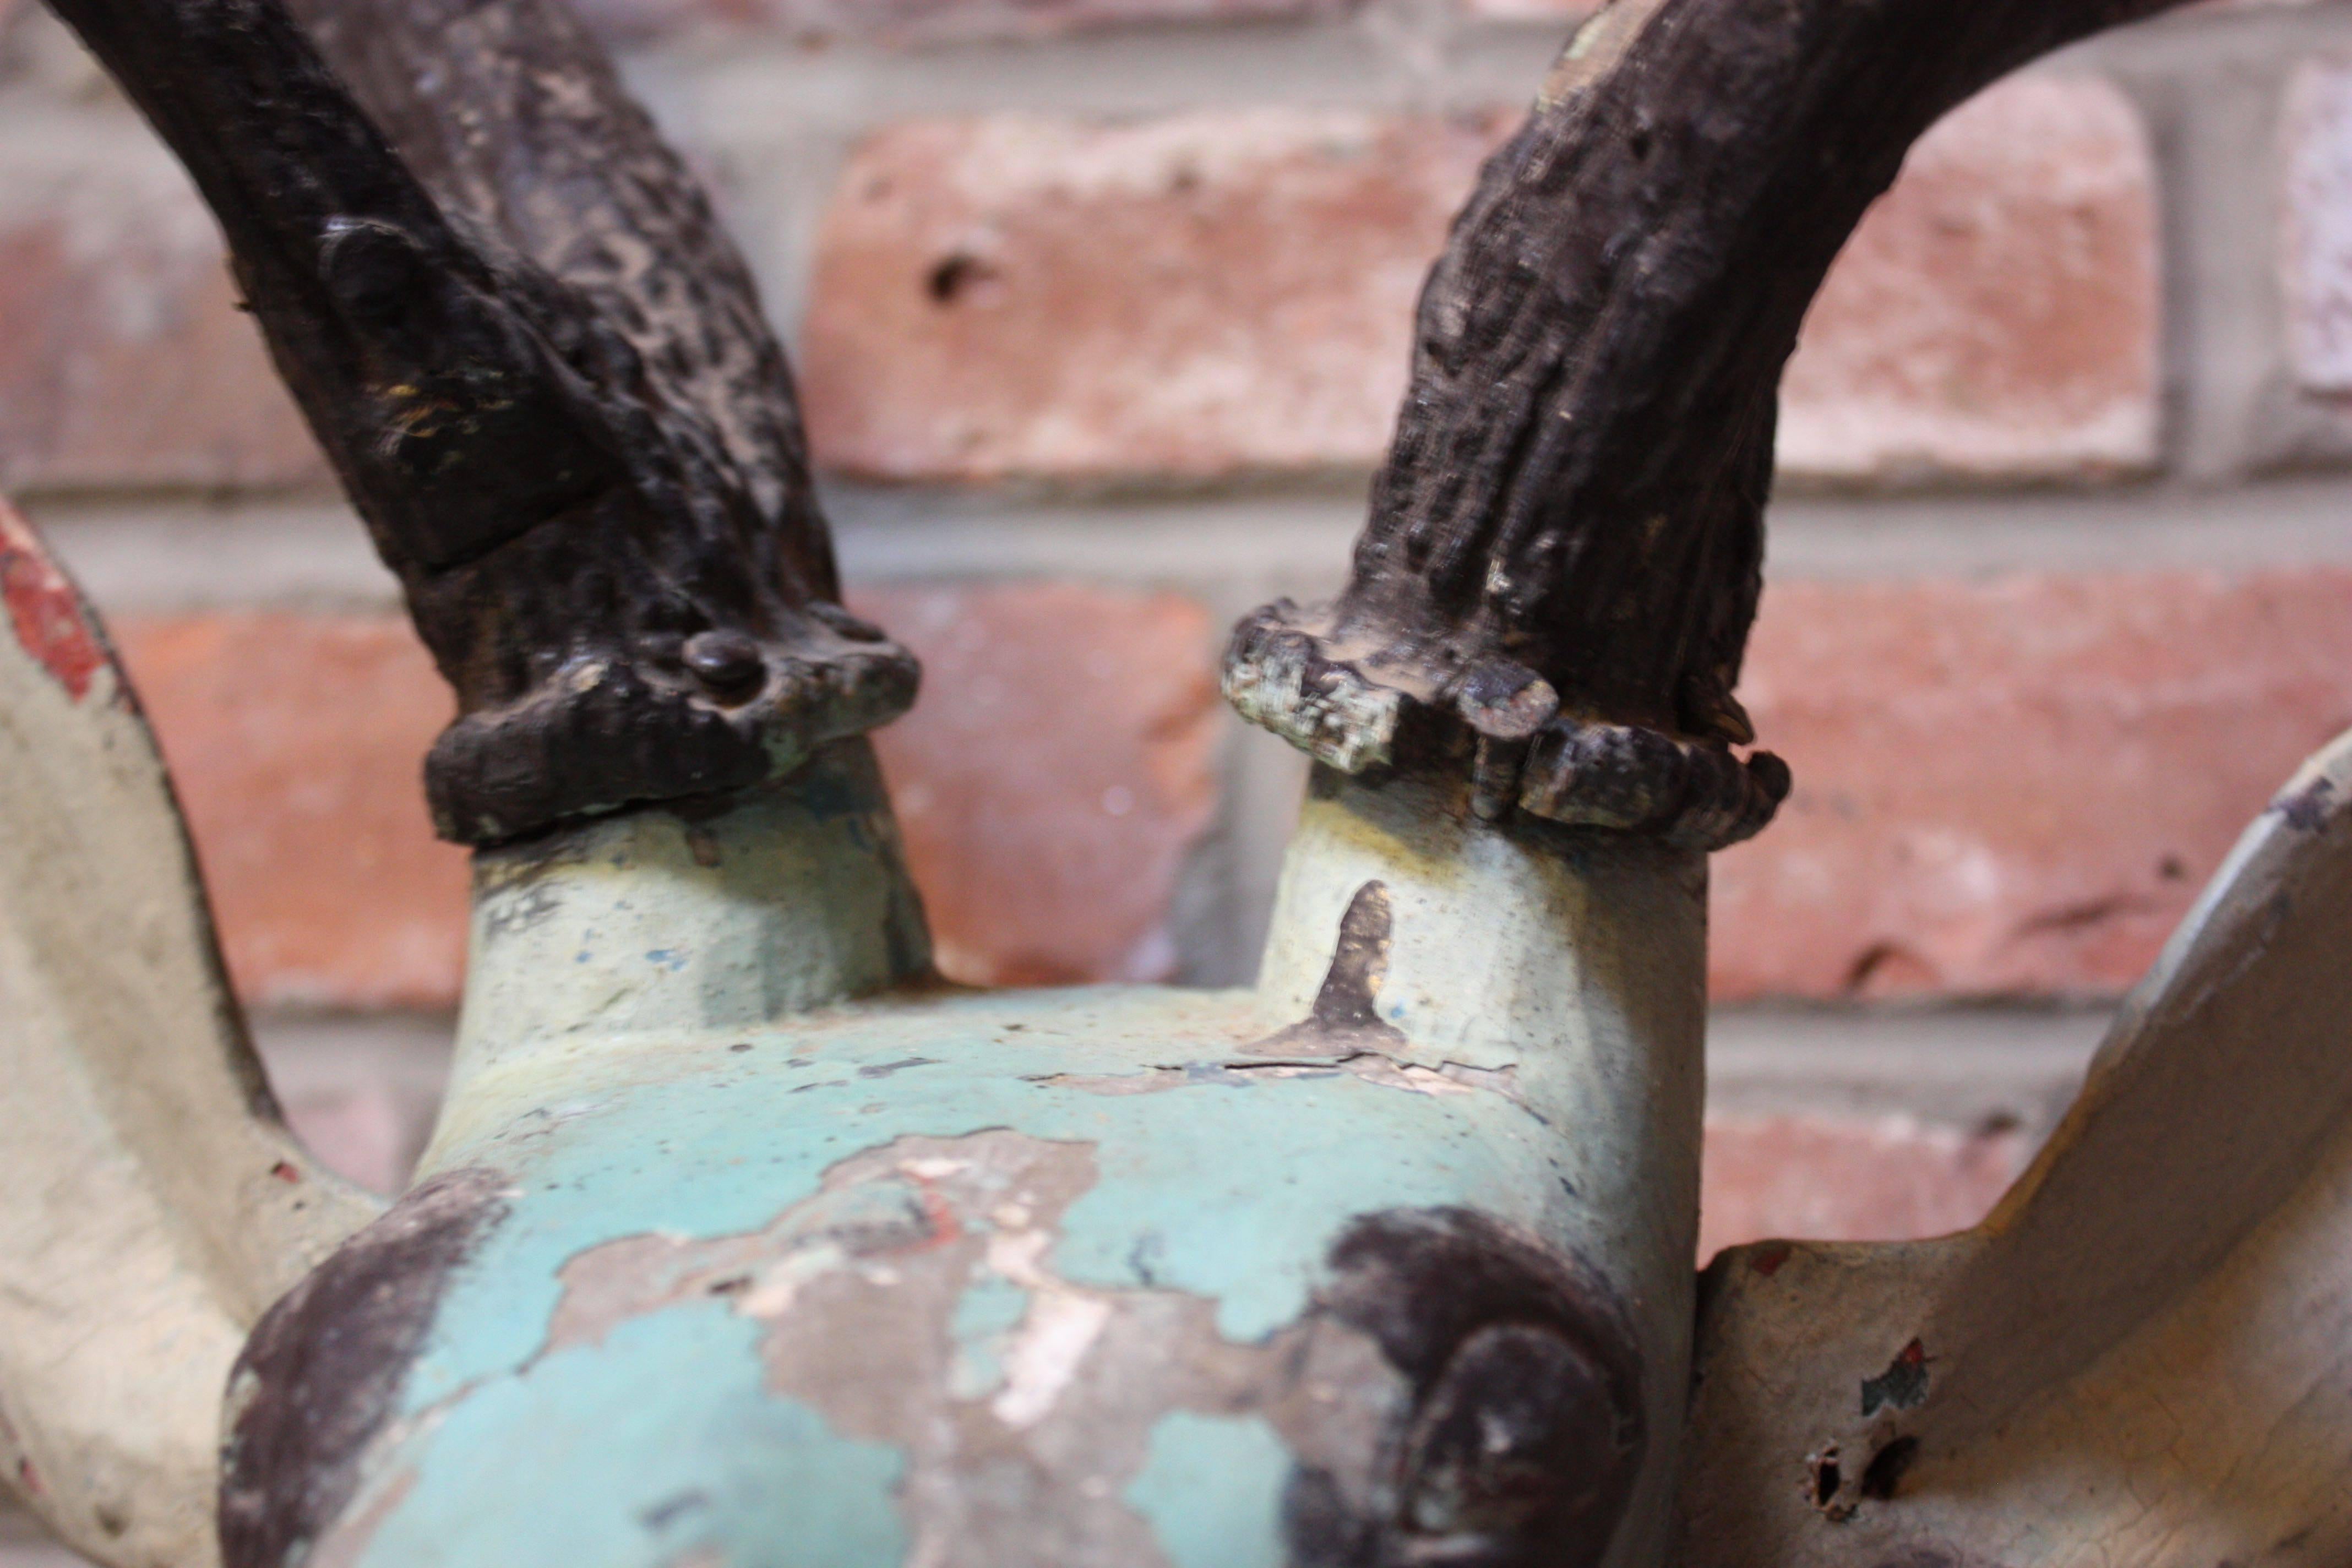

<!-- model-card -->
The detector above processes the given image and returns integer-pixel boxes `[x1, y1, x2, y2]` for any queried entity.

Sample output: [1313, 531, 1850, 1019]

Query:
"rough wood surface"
[42, 0, 915, 844]
[1226, 0, 2194, 848]
[0, 501, 380, 1568]
[1678, 727, 2352, 1566]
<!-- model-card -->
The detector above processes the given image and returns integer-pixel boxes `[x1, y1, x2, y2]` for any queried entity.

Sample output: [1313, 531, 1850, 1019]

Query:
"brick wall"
[4, 3, 2352, 1543]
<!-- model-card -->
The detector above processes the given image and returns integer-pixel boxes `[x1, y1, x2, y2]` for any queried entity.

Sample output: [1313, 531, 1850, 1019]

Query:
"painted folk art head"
[4, 1, 2351, 1566]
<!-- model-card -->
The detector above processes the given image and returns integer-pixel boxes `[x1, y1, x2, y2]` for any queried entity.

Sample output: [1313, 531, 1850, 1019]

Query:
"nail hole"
[1810, 1446, 1842, 1508]
[1860, 1435, 1919, 1501]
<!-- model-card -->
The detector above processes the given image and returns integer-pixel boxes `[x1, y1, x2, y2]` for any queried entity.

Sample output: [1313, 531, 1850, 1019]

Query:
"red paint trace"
[0, 499, 109, 703]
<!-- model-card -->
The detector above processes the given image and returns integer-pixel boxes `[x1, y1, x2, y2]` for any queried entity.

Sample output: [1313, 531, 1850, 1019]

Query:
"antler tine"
[1226, 0, 2196, 850]
[44, 0, 915, 846]
[279, 0, 836, 591]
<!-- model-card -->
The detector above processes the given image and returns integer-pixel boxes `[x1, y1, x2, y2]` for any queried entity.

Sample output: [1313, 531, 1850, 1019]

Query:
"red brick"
[1698, 1113, 2026, 1262]
[2283, 59, 2352, 394]
[1458, 0, 1594, 18]
[802, 77, 2154, 485]
[1781, 75, 2159, 483]
[1713, 569, 2352, 1001]
[802, 109, 1504, 482]
[278, 1083, 425, 1195]
[574, 0, 1346, 45]
[853, 582, 1221, 986]
[0, 158, 325, 493]
[111, 615, 466, 1010]
[108, 584, 1219, 1007]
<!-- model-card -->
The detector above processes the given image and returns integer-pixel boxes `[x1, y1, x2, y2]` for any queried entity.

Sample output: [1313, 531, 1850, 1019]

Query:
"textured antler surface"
[45, 0, 913, 844]
[1227, 0, 2192, 849]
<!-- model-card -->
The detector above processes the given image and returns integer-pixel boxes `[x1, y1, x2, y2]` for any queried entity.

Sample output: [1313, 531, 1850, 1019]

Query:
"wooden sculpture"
[3, 0, 2345, 1564]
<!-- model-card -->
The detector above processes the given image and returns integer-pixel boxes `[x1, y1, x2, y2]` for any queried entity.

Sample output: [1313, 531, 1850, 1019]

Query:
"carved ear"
[0, 500, 381, 1568]
[1681, 725, 2352, 1563]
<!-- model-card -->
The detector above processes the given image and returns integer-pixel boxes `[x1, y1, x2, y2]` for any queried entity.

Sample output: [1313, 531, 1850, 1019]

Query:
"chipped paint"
[1252, 880, 1408, 1055]
[288, 1021, 1618, 1566]
[1677, 727, 2352, 1565]
[8, 498, 2348, 1568]
[0, 502, 107, 703]
[988, 1282, 1110, 1429]
[1859, 1340, 1930, 1417]
[1259, 770, 1706, 1568]
[347, 1298, 911, 1568]
[246, 753, 1700, 1568]
[334, 1079, 1644, 1566]
[0, 491, 380, 1568]
[1037, 1051, 1517, 1102]
[220, 1168, 509, 1568]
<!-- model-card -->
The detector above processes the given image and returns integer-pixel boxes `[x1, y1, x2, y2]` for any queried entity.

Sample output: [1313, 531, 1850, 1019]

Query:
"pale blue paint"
[407, 999, 1563, 1406]
[361, 984, 1574, 1566]
[1123, 1411, 1291, 1568]
[322, 750, 1707, 1568]
[946, 1273, 1028, 1401]
[357, 1300, 905, 1568]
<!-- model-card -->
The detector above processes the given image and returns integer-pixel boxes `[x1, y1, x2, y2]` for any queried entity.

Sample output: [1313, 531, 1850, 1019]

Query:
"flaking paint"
[258, 760, 1700, 1568]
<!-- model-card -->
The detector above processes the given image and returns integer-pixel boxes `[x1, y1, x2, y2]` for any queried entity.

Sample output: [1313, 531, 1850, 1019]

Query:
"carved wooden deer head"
[6, 0, 2348, 1565]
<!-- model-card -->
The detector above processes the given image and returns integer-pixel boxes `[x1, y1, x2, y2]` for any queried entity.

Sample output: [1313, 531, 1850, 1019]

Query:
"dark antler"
[44, 0, 913, 844]
[1226, 0, 2192, 848]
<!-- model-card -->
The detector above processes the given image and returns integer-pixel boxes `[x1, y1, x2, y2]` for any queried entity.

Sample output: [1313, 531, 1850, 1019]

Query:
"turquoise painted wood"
[222, 743, 1705, 1568]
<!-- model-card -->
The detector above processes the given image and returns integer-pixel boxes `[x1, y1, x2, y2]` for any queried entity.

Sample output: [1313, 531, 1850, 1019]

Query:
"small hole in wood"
[1860, 1435, 1919, 1501]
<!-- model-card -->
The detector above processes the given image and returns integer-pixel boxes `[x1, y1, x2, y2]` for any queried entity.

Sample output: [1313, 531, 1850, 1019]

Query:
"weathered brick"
[1713, 569, 2352, 1001]
[855, 582, 1222, 986]
[0, 141, 324, 493]
[801, 77, 2155, 485]
[257, 1019, 454, 1195]
[1458, 0, 1594, 18]
[802, 109, 1504, 482]
[107, 583, 1219, 1007]
[2283, 59, 2352, 394]
[574, 0, 1347, 46]
[1781, 75, 2159, 483]
[111, 615, 466, 1010]
[276, 1081, 423, 1195]
[1698, 1113, 2026, 1262]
